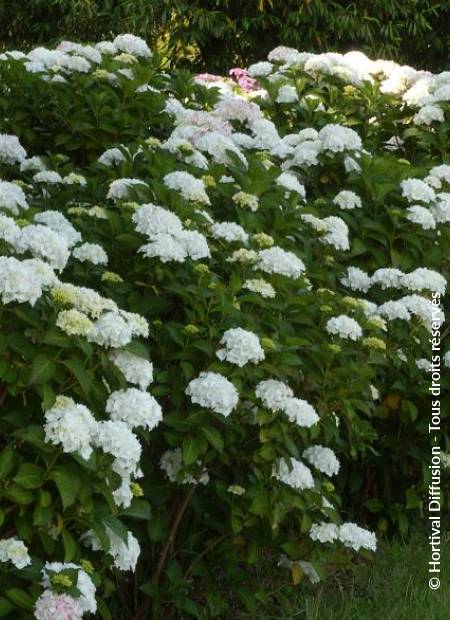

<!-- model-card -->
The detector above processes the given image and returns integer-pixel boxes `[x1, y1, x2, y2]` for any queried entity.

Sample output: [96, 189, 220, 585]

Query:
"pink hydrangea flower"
[229, 68, 259, 92]
[34, 591, 83, 620]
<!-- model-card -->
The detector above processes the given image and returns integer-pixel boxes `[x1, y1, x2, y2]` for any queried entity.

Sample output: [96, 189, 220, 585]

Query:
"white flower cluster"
[0, 133, 27, 164]
[106, 387, 162, 431]
[342, 266, 446, 296]
[44, 396, 98, 460]
[255, 379, 319, 428]
[84, 527, 141, 571]
[0, 537, 31, 569]
[211, 221, 249, 243]
[302, 445, 340, 477]
[301, 214, 349, 250]
[134, 203, 210, 262]
[107, 177, 146, 200]
[109, 349, 153, 390]
[73, 242, 108, 265]
[326, 315, 363, 340]
[0, 180, 28, 214]
[255, 247, 305, 279]
[0, 256, 57, 305]
[272, 458, 315, 490]
[216, 327, 265, 367]
[37, 562, 97, 618]
[333, 190, 362, 210]
[186, 371, 239, 416]
[243, 278, 276, 298]
[163, 171, 210, 205]
[310, 522, 376, 551]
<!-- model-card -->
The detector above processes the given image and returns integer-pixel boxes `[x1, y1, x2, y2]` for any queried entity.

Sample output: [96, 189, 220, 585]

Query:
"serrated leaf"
[29, 354, 57, 384]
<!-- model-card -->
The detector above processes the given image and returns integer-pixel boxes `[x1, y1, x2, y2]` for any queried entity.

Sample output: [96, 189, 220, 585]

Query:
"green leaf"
[0, 446, 15, 479]
[3, 483, 34, 505]
[97, 599, 113, 620]
[121, 499, 152, 520]
[13, 463, 45, 489]
[29, 354, 57, 384]
[182, 436, 202, 466]
[62, 529, 77, 562]
[0, 598, 14, 617]
[49, 467, 82, 510]
[63, 357, 92, 396]
[5, 589, 34, 611]
[201, 426, 224, 453]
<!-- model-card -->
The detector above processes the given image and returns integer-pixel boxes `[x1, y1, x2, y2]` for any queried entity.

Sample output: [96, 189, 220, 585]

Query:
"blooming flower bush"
[0, 36, 448, 618]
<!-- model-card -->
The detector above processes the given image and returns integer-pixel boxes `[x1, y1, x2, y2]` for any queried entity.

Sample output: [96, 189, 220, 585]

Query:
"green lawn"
[252, 534, 450, 619]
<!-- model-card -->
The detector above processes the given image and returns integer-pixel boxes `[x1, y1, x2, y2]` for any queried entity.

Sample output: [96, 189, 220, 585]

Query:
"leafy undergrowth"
[244, 533, 450, 619]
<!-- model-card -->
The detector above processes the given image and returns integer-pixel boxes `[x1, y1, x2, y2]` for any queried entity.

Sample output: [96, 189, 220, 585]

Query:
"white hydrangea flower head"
[107, 178, 146, 201]
[443, 351, 450, 369]
[0, 133, 27, 164]
[109, 350, 153, 391]
[34, 211, 81, 247]
[186, 371, 239, 416]
[211, 221, 249, 243]
[176, 230, 211, 260]
[98, 147, 127, 166]
[255, 379, 293, 412]
[414, 104, 444, 125]
[216, 327, 265, 367]
[400, 268, 446, 296]
[20, 155, 46, 173]
[243, 278, 276, 298]
[272, 458, 315, 490]
[106, 388, 162, 431]
[0, 537, 31, 569]
[15, 224, 70, 271]
[318, 124, 362, 152]
[282, 397, 320, 427]
[87, 311, 133, 348]
[303, 445, 340, 476]
[33, 170, 63, 184]
[338, 522, 377, 552]
[276, 172, 306, 198]
[309, 523, 339, 544]
[44, 395, 98, 460]
[401, 178, 436, 203]
[85, 528, 141, 572]
[139, 233, 187, 263]
[256, 247, 305, 279]
[163, 171, 210, 205]
[333, 190, 362, 210]
[56, 308, 94, 337]
[94, 421, 142, 493]
[371, 267, 404, 289]
[132, 204, 183, 238]
[326, 315, 362, 340]
[73, 242, 108, 265]
[113, 34, 152, 58]
[377, 300, 411, 321]
[0, 257, 57, 306]
[276, 85, 298, 103]
[247, 61, 273, 77]
[406, 205, 436, 229]
[341, 267, 372, 292]
[0, 181, 28, 215]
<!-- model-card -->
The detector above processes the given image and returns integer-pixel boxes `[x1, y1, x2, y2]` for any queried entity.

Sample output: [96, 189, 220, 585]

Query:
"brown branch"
[153, 485, 196, 587]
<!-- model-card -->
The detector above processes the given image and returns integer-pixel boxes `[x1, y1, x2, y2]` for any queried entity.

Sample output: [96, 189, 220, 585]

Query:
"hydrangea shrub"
[0, 36, 448, 618]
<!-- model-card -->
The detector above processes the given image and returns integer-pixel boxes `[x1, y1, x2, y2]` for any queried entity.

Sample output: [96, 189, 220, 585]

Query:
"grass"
[252, 533, 450, 620]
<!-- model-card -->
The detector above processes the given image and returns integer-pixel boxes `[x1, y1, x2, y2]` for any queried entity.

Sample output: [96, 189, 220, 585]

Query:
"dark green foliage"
[1, 1, 450, 72]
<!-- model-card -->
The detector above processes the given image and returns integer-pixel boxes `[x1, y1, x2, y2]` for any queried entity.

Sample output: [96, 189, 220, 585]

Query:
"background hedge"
[1, 0, 450, 72]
